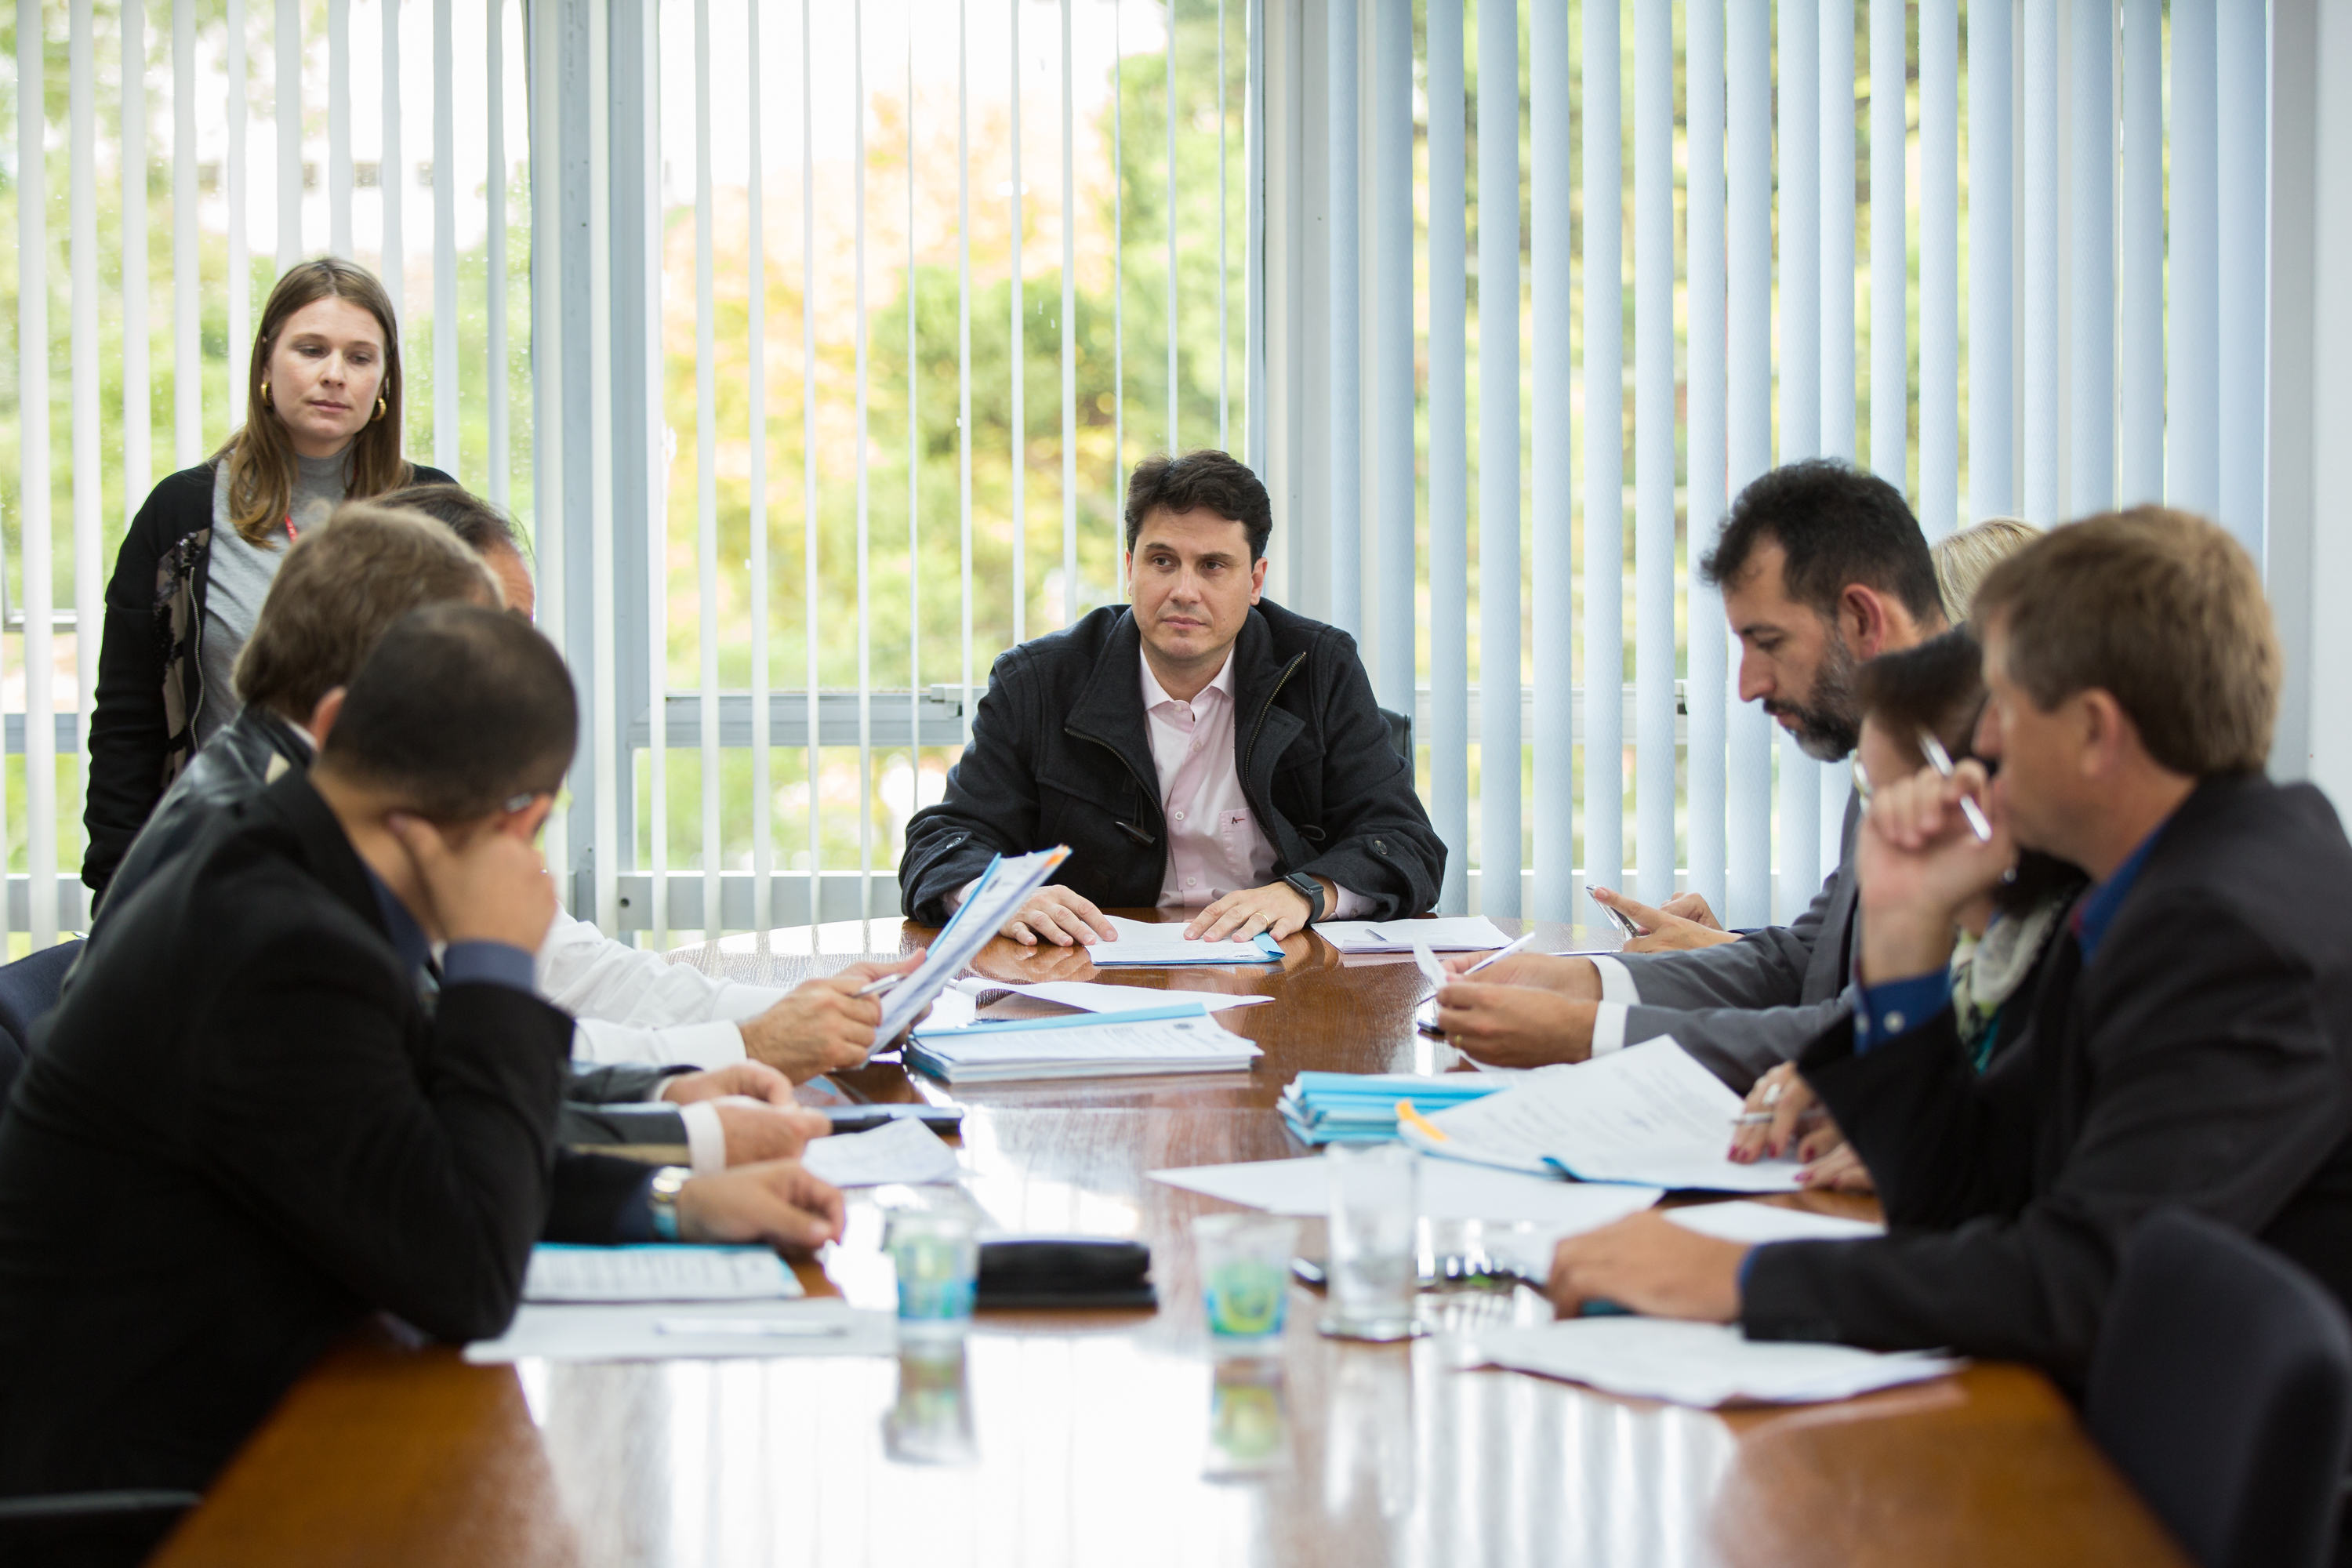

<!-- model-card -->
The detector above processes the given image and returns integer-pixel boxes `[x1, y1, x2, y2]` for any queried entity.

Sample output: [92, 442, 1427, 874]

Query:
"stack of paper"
[1399, 1037, 1804, 1192]
[523, 1244, 804, 1304]
[908, 1012, 1262, 1083]
[1150, 1154, 1661, 1231]
[1085, 915, 1282, 966]
[1278, 1071, 1512, 1145]
[1460, 1318, 1964, 1406]
[1316, 916, 1515, 954]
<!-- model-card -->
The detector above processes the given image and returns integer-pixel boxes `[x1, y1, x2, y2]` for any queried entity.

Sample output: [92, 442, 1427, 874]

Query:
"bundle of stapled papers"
[1399, 1037, 1805, 1192]
[907, 1006, 1262, 1083]
[1315, 916, 1516, 954]
[1279, 1071, 1512, 1145]
[1085, 914, 1283, 965]
[1456, 1318, 1964, 1406]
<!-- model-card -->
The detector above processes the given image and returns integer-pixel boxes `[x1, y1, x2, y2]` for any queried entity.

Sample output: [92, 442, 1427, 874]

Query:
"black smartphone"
[821, 1103, 965, 1135]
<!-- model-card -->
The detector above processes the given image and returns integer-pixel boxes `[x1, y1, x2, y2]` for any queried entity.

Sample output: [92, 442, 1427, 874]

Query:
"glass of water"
[1317, 1142, 1422, 1341]
[884, 1207, 980, 1339]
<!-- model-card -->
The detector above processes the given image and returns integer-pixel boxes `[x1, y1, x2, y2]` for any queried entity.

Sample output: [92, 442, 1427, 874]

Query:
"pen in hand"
[854, 972, 906, 999]
[1918, 731, 1994, 844]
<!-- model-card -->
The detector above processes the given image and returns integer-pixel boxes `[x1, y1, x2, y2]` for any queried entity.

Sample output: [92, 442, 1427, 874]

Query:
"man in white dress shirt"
[899, 450, 1444, 942]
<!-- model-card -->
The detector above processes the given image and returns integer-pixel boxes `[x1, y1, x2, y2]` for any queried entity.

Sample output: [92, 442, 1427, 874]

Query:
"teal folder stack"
[1278, 1072, 1512, 1145]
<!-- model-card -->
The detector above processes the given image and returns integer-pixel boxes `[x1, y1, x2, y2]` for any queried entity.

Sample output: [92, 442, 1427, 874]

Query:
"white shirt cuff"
[1588, 954, 1642, 1005]
[1327, 883, 1376, 920]
[943, 877, 982, 913]
[677, 1098, 729, 1177]
[571, 1017, 750, 1070]
[1589, 1001, 1632, 1058]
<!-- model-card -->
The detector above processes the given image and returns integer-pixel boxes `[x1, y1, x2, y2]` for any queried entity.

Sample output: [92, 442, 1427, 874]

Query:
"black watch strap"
[1283, 872, 1327, 925]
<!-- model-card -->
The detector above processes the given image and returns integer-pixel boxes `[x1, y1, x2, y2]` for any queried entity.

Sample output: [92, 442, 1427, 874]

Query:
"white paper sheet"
[952, 978, 1275, 1015]
[1663, 1201, 1885, 1244]
[800, 1117, 964, 1188]
[1084, 915, 1283, 965]
[1402, 1038, 1805, 1192]
[1460, 1318, 1964, 1406]
[1316, 916, 1516, 953]
[910, 1013, 1262, 1082]
[521, 1244, 804, 1304]
[1148, 1154, 1664, 1230]
[464, 1298, 899, 1363]
[878, 846, 1070, 1040]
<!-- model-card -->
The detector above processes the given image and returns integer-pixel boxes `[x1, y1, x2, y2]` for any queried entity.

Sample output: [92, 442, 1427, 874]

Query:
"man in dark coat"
[1542, 507, 2352, 1388]
[900, 450, 1443, 946]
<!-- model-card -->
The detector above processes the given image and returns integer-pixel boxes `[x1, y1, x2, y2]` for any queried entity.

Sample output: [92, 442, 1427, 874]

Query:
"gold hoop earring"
[259, 380, 270, 406]
[372, 397, 388, 423]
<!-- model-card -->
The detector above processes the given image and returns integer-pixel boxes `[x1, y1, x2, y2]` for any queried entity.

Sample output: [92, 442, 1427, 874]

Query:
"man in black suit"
[1543, 507, 2352, 1385]
[898, 450, 1443, 946]
[0, 604, 845, 1498]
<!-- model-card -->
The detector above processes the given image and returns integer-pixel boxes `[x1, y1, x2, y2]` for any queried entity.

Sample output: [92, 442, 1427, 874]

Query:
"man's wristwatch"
[1282, 871, 1327, 925]
[648, 1166, 690, 1242]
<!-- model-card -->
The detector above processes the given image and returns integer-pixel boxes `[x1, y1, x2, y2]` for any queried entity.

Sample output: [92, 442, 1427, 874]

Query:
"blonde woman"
[1930, 516, 2039, 622]
[84, 258, 452, 899]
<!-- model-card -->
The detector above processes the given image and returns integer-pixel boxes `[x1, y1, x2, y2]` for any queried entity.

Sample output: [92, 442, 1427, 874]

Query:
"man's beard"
[1765, 634, 1861, 761]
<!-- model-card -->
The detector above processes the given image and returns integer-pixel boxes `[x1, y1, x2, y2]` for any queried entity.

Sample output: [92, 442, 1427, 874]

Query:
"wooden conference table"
[151, 916, 2187, 1568]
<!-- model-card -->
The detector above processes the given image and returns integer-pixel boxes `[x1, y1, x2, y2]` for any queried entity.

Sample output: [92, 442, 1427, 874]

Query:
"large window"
[0, 0, 2302, 954]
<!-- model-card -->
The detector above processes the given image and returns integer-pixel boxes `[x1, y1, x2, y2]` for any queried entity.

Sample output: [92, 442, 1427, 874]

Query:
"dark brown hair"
[232, 502, 500, 721]
[1123, 450, 1274, 561]
[1700, 459, 1944, 626]
[1972, 506, 2280, 776]
[216, 257, 413, 546]
[319, 602, 577, 822]
[1855, 626, 2085, 916]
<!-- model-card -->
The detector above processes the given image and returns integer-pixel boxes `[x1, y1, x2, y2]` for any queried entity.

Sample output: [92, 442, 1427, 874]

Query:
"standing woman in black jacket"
[82, 256, 453, 899]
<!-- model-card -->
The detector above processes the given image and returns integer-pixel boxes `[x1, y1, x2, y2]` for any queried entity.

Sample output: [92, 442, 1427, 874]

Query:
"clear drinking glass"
[1195, 1212, 1298, 1353]
[884, 1208, 979, 1338]
[1318, 1142, 1422, 1341]
[884, 1340, 978, 1466]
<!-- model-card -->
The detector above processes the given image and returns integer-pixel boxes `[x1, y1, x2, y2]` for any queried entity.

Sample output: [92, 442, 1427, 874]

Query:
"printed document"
[1663, 1201, 1885, 1244]
[800, 1117, 963, 1188]
[1086, 915, 1283, 965]
[878, 847, 1070, 1040]
[466, 1298, 898, 1363]
[1401, 1037, 1804, 1192]
[1317, 917, 1515, 953]
[1460, 1317, 1963, 1406]
[1150, 1154, 1661, 1230]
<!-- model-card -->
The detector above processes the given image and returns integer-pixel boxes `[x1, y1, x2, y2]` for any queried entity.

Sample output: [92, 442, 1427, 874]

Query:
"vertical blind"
[1286, 0, 2274, 928]
[0, 0, 2287, 956]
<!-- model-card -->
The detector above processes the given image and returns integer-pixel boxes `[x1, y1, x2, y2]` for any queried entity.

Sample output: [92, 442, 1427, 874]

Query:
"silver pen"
[854, 972, 906, 999]
[1918, 732, 1994, 844]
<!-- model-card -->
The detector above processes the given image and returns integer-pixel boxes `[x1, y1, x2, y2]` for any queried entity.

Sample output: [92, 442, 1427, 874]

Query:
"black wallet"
[975, 1237, 1156, 1310]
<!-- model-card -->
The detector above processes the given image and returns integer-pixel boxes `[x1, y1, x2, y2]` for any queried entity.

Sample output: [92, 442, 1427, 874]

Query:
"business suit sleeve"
[1742, 903, 2351, 1379]
[191, 946, 572, 1345]
[1289, 633, 1444, 919]
[1618, 989, 1853, 1092]
[898, 653, 1045, 924]
[1610, 870, 1838, 1011]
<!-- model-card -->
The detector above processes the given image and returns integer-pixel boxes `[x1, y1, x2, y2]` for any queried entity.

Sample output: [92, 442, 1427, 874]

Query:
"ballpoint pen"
[855, 972, 907, 999]
[1918, 731, 1994, 843]
[1464, 931, 1539, 975]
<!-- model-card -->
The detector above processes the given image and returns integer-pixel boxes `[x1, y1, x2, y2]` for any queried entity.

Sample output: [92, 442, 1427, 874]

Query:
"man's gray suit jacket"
[1609, 790, 1860, 1092]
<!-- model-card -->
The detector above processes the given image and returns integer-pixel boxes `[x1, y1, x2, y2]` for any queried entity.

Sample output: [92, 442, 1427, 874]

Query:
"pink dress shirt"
[1142, 650, 1371, 916]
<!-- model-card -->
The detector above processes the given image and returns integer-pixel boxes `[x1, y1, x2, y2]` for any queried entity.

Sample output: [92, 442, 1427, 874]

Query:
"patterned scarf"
[1947, 894, 2068, 1072]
